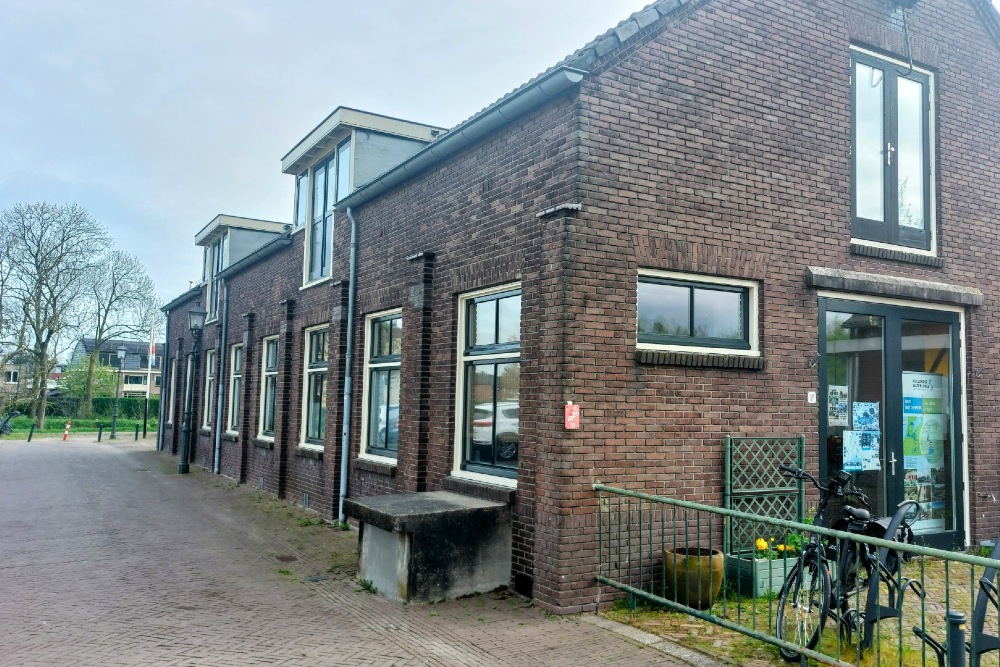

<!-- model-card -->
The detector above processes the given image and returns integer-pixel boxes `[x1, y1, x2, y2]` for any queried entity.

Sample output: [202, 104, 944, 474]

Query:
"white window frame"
[258, 336, 279, 439]
[636, 269, 760, 357]
[300, 326, 329, 450]
[205, 233, 229, 322]
[166, 359, 176, 423]
[359, 309, 402, 463]
[849, 45, 937, 257]
[452, 283, 520, 489]
[301, 135, 353, 289]
[3, 370, 18, 384]
[227, 344, 243, 433]
[202, 349, 216, 428]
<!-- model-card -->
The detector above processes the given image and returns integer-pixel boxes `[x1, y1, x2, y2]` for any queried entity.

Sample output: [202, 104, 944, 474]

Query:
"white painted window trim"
[299, 276, 333, 291]
[359, 309, 402, 463]
[227, 344, 243, 434]
[166, 360, 176, 423]
[636, 269, 760, 357]
[202, 349, 216, 428]
[452, 282, 520, 489]
[299, 325, 329, 451]
[258, 336, 279, 440]
[848, 44, 937, 257]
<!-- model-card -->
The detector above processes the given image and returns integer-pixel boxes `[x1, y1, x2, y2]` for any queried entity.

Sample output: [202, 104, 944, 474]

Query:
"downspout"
[338, 207, 359, 522]
[214, 278, 229, 474]
[157, 311, 170, 452]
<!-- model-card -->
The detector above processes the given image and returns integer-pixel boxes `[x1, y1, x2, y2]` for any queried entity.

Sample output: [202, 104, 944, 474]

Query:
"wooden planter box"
[724, 553, 796, 597]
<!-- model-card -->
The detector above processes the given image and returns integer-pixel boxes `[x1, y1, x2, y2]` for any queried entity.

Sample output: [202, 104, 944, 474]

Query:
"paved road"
[0, 438, 698, 666]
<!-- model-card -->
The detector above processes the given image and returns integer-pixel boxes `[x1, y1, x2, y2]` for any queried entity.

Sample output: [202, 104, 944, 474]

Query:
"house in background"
[70, 339, 166, 398]
[1, 354, 35, 411]
[158, 0, 1000, 612]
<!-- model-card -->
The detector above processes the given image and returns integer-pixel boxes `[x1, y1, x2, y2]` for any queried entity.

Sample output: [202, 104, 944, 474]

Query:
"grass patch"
[358, 578, 378, 594]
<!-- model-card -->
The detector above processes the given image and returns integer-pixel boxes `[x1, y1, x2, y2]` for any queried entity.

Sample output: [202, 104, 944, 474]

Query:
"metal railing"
[595, 483, 1000, 667]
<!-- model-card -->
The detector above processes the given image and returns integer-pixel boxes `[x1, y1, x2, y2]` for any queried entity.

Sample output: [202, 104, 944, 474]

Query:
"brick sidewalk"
[0, 438, 704, 666]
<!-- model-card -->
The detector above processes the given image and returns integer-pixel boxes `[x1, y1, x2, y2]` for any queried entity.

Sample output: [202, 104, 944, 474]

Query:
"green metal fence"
[595, 483, 1000, 667]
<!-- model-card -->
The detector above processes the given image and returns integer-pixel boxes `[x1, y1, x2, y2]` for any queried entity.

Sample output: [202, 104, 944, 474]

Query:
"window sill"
[295, 445, 323, 460]
[251, 437, 274, 450]
[222, 431, 239, 442]
[449, 468, 517, 490]
[443, 475, 516, 504]
[353, 457, 397, 477]
[198, 427, 212, 435]
[634, 349, 766, 370]
[299, 276, 333, 291]
[849, 243, 944, 268]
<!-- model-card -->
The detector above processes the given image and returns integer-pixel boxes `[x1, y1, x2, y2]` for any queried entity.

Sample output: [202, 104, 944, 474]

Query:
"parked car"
[376, 405, 399, 449]
[470, 401, 519, 462]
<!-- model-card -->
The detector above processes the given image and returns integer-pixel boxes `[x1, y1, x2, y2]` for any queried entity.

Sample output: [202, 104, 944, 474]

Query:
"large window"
[302, 328, 328, 446]
[202, 349, 216, 428]
[166, 360, 176, 423]
[457, 286, 520, 480]
[206, 234, 228, 319]
[852, 49, 933, 251]
[228, 344, 243, 432]
[306, 138, 351, 283]
[637, 273, 756, 352]
[259, 337, 278, 437]
[3, 370, 18, 384]
[294, 171, 309, 228]
[362, 312, 402, 459]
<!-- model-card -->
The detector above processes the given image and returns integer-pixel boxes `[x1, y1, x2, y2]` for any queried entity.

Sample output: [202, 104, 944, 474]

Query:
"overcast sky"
[2, 1, 998, 302]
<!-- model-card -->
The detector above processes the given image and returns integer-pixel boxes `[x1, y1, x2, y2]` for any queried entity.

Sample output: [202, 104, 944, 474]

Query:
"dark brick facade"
[160, 0, 1000, 612]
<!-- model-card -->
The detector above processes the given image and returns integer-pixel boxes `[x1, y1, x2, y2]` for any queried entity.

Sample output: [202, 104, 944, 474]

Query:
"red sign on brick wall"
[564, 402, 580, 430]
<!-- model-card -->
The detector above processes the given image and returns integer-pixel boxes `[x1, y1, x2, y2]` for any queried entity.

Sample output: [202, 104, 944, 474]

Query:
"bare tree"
[78, 250, 158, 416]
[0, 203, 109, 427]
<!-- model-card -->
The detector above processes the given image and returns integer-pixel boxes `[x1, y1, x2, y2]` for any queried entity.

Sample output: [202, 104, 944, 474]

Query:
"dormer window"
[206, 233, 228, 320]
[294, 172, 309, 228]
[306, 138, 352, 283]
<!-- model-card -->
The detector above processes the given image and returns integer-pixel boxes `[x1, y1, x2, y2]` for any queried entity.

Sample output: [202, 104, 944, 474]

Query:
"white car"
[470, 401, 519, 462]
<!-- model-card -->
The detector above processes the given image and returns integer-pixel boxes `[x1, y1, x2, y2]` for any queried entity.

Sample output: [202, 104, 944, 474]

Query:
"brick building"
[159, 0, 1000, 612]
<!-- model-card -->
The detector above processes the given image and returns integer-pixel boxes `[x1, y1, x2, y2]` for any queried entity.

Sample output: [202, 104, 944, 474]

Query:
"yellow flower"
[755, 538, 768, 551]
[777, 544, 786, 552]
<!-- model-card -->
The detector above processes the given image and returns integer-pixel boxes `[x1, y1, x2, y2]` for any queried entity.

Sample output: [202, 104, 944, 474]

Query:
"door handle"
[889, 452, 897, 476]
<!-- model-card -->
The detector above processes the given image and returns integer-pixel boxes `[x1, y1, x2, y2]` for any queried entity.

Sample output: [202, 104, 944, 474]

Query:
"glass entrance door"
[819, 299, 963, 549]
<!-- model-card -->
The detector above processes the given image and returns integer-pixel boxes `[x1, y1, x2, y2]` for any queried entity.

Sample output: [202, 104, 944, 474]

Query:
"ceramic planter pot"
[663, 547, 725, 610]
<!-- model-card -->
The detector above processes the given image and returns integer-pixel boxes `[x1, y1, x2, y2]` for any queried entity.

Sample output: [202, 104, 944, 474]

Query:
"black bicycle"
[0, 410, 20, 437]
[774, 464, 919, 661]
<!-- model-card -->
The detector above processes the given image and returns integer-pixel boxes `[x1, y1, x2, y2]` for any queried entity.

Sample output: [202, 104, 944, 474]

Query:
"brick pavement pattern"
[0, 438, 696, 666]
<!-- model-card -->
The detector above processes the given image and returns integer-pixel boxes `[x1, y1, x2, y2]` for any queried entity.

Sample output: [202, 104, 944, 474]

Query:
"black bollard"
[947, 611, 967, 667]
[27, 423, 35, 442]
[134, 424, 140, 441]
[97, 425, 104, 442]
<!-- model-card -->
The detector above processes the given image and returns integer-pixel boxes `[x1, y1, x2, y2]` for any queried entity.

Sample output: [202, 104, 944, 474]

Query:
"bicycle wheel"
[776, 553, 831, 661]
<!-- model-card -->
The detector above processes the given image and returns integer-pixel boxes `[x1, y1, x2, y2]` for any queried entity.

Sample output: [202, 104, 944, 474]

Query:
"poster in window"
[902, 371, 948, 534]
[828, 385, 848, 427]
[843, 430, 862, 472]
[859, 431, 881, 471]
[852, 402, 879, 431]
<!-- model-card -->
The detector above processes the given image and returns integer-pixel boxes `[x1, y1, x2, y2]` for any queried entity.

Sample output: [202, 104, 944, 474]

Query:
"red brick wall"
[547, 0, 1000, 611]
[157, 0, 1000, 612]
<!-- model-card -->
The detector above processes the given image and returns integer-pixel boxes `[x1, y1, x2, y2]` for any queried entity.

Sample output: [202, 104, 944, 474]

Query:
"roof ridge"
[440, 0, 690, 135]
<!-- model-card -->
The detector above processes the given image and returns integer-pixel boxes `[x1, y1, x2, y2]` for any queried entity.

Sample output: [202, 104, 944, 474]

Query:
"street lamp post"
[179, 305, 207, 475]
[110, 344, 127, 439]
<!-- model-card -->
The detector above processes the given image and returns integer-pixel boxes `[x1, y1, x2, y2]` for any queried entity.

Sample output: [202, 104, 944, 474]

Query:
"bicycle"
[773, 464, 920, 661]
[0, 410, 20, 437]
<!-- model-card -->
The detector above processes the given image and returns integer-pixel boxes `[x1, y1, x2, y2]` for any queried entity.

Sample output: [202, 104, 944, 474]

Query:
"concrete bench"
[343, 491, 511, 603]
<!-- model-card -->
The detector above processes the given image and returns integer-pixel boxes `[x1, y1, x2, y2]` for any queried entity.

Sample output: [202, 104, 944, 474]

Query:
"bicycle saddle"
[844, 506, 871, 522]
